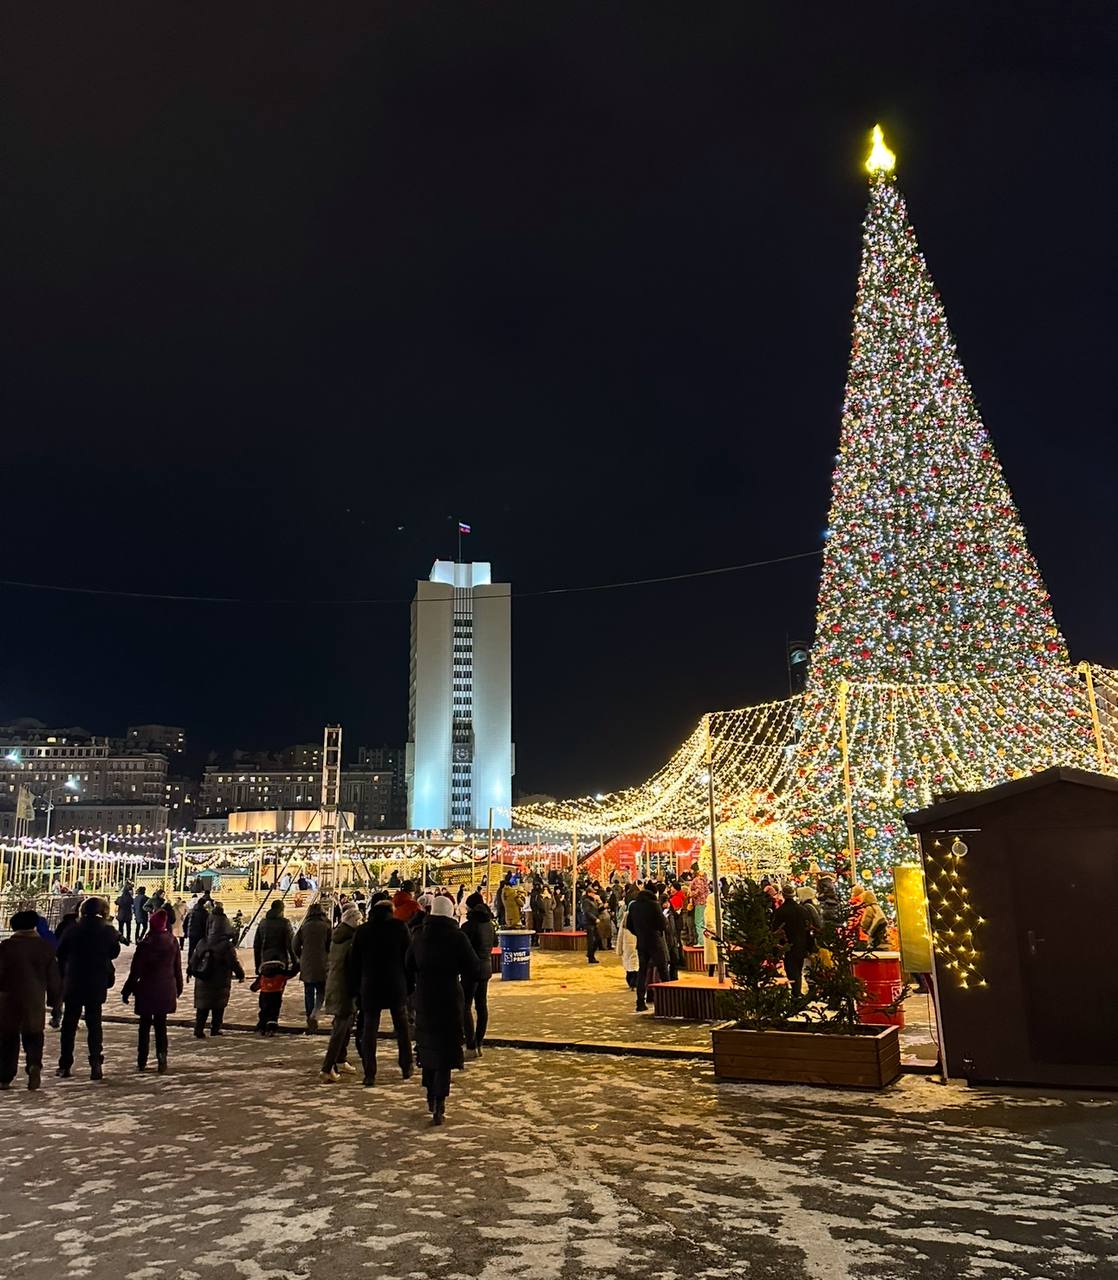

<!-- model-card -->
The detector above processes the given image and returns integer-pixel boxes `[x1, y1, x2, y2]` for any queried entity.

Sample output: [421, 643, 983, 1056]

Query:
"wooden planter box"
[538, 932, 586, 952]
[711, 1021, 901, 1089]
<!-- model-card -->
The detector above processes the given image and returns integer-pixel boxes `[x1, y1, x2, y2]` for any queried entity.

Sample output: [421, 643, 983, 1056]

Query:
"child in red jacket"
[251, 960, 288, 1036]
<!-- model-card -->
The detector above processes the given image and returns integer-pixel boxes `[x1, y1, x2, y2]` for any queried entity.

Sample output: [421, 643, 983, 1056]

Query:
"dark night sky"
[3, 2, 1115, 798]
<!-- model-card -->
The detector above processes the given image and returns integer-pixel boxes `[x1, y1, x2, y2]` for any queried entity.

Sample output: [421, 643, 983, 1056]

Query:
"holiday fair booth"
[905, 767, 1118, 1089]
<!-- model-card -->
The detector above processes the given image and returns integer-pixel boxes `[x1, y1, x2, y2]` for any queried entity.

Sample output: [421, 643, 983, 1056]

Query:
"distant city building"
[50, 803, 169, 837]
[126, 724, 185, 755]
[357, 745, 407, 826]
[165, 775, 196, 828]
[199, 766, 323, 816]
[198, 763, 395, 832]
[406, 560, 513, 830]
[0, 727, 168, 832]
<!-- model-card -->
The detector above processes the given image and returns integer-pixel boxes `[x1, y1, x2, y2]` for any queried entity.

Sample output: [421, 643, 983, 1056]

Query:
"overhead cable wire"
[0, 548, 823, 607]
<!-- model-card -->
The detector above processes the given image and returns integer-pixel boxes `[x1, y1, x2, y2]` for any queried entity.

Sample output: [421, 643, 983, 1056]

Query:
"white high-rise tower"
[406, 561, 513, 830]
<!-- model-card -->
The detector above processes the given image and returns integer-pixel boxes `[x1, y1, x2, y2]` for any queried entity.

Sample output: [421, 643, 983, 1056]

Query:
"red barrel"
[853, 952, 905, 1028]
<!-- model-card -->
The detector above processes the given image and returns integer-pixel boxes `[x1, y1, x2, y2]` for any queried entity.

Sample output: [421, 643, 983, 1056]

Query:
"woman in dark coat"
[294, 902, 331, 1030]
[406, 896, 482, 1124]
[121, 909, 183, 1072]
[460, 893, 497, 1057]
[188, 929, 244, 1037]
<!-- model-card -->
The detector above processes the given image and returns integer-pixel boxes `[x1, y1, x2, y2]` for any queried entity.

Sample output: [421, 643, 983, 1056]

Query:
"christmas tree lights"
[790, 124, 1095, 892]
[513, 131, 1118, 911]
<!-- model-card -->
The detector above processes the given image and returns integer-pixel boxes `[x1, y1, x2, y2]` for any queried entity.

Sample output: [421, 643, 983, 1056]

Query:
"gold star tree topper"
[865, 123, 896, 176]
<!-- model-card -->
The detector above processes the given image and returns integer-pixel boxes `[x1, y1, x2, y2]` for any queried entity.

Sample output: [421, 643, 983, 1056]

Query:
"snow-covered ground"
[0, 1024, 1114, 1279]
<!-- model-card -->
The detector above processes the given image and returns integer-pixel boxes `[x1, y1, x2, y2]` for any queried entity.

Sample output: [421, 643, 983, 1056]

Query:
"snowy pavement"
[0, 1024, 1114, 1279]
[102, 945, 940, 1063]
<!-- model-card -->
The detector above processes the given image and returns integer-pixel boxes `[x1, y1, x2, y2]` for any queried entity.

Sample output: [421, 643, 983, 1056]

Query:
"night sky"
[4, 3, 1115, 799]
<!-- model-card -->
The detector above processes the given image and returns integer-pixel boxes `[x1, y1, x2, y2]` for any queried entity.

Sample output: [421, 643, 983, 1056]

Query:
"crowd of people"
[0, 878, 497, 1126]
[0, 861, 895, 1109]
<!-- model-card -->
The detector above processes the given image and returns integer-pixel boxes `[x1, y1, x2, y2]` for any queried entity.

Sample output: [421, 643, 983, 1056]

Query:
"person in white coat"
[615, 900, 640, 990]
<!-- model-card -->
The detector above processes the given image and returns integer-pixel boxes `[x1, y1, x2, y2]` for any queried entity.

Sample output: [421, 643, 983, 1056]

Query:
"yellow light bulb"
[865, 124, 897, 176]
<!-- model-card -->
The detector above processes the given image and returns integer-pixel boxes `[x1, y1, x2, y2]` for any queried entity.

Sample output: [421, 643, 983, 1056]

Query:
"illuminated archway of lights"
[510, 667, 1118, 888]
[512, 696, 800, 840]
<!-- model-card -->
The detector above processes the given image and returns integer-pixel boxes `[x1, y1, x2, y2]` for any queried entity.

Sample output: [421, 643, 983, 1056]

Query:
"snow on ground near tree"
[0, 1026, 1114, 1280]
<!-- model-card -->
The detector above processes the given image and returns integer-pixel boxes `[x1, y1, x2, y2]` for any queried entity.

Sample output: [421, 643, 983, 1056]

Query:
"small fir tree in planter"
[718, 878, 793, 1029]
[712, 878, 902, 1088]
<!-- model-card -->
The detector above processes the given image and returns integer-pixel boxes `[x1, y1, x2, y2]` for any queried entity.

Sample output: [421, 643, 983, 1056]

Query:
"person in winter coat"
[347, 898, 414, 1085]
[169, 897, 187, 949]
[595, 904, 614, 952]
[294, 902, 331, 1030]
[254, 899, 296, 973]
[662, 897, 684, 982]
[319, 903, 362, 1081]
[461, 893, 497, 1056]
[816, 875, 842, 936]
[859, 890, 889, 950]
[626, 887, 670, 1012]
[501, 880, 524, 929]
[581, 889, 604, 964]
[538, 884, 555, 933]
[188, 927, 244, 1037]
[529, 880, 545, 946]
[121, 909, 183, 1072]
[406, 896, 480, 1124]
[688, 863, 711, 940]
[614, 899, 640, 989]
[133, 887, 150, 941]
[115, 886, 135, 945]
[392, 881, 421, 924]
[0, 910, 61, 1091]
[773, 886, 812, 1003]
[186, 889, 212, 967]
[206, 902, 235, 941]
[55, 897, 121, 1080]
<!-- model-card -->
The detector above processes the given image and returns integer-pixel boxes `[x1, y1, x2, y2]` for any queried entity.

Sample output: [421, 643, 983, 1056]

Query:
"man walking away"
[347, 899, 413, 1086]
[0, 910, 61, 1091]
[626, 885, 670, 1013]
[186, 888, 212, 969]
[773, 885, 812, 1006]
[56, 898, 120, 1080]
[133, 887, 150, 942]
[581, 888, 604, 964]
[115, 885, 134, 945]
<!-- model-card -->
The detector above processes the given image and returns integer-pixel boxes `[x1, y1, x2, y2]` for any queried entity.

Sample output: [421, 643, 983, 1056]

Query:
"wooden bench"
[491, 946, 501, 975]
[683, 946, 707, 974]
[538, 932, 587, 953]
[649, 977, 733, 1021]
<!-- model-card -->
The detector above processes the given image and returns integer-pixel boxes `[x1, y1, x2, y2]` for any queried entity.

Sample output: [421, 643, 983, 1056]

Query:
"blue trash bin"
[498, 929, 534, 981]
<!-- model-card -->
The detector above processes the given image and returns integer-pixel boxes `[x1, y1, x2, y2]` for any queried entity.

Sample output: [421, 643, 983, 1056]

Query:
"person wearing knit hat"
[121, 908, 183, 1072]
[407, 888, 481, 1124]
[0, 912, 61, 1091]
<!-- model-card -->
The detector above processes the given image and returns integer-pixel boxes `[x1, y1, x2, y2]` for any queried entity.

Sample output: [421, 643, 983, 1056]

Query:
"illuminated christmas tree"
[792, 126, 1095, 890]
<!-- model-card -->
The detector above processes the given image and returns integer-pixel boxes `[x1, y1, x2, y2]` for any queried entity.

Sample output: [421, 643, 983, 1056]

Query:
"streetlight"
[43, 777, 80, 839]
